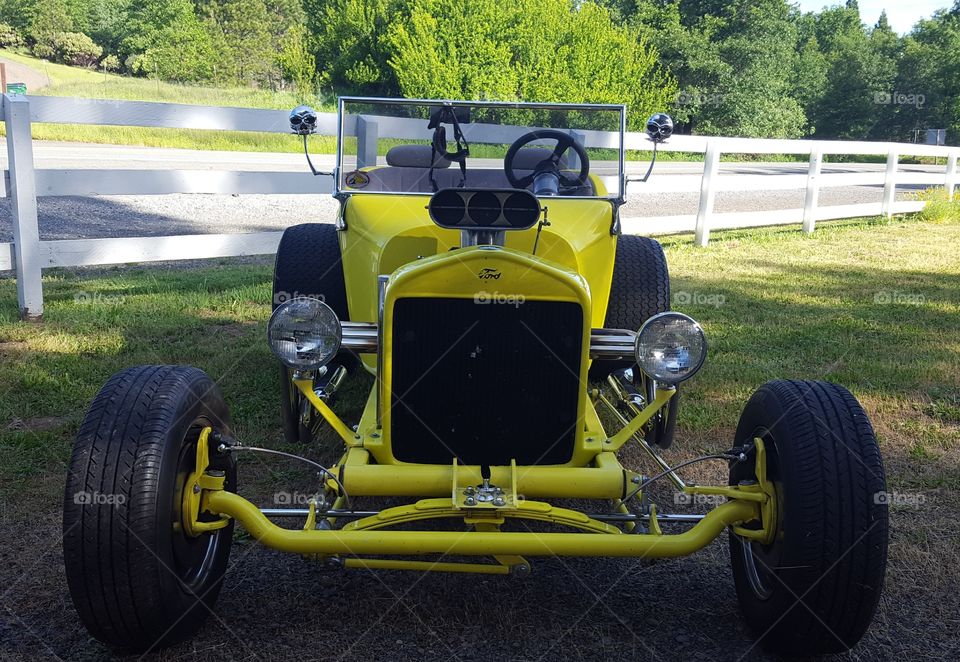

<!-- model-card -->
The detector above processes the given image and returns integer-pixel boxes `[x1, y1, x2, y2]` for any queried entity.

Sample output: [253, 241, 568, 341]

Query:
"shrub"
[0, 22, 23, 48]
[100, 53, 120, 72]
[52, 32, 103, 67]
[31, 31, 103, 67]
[917, 188, 960, 223]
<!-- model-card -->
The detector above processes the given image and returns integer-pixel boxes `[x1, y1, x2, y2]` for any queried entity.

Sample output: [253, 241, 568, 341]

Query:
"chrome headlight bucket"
[634, 312, 707, 384]
[268, 297, 342, 370]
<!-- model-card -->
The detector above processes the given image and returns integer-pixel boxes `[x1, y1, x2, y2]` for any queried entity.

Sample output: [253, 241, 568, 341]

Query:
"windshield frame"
[335, 96, 627, 202]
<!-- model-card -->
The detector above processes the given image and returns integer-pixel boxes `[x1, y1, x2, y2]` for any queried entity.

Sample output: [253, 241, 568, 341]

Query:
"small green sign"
[6, 82, 27, 96]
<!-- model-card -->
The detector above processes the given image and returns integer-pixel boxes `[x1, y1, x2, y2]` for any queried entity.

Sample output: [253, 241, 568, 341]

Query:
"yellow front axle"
[202, 489, 758, 559]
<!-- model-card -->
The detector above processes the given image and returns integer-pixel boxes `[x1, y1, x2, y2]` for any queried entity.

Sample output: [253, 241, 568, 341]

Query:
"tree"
[29, 0, 73, 42]
[388, 0, 675, 128]
[123, 0, 215, 81]
[85, 0, 133, 53]
[305, 0, 405, 96]
[896, 9, 960, 143]
[277, 23, 317, 93]
[631, 0, 807, 137]
[805, 3, 902, 140]
[202, 0, 274, 85]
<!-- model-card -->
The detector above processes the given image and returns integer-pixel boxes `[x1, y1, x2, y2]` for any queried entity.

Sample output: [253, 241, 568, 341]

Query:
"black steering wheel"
[504, 129, 590, 192]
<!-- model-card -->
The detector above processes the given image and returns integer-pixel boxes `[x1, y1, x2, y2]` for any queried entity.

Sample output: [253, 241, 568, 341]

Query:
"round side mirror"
[290, 105, 318, 135]
[646, 113, 674, 143]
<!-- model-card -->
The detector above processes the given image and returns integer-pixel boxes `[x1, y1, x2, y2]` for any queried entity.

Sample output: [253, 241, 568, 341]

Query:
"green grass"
[1, 214, 958, 497]
[0, 49, 332, 109]
[1, 48, 334, 152]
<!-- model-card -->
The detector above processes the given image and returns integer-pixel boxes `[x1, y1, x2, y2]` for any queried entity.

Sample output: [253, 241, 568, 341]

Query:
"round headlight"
[634, 312, 707, 384]
[268, 297, 341, 370]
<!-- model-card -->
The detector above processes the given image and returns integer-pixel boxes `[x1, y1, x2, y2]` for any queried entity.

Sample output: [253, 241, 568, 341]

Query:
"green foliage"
[202, 0, 274, 85]
[85, 0, 133, 53]
[4, 0, 960, 143]
[895, 9, 960, 145]
[34, 31, 103, 67]
[123, 0, 215, 82]
[388, 0, 675, 127]
[277, 23, 317, 94]
[305, 0, 403, 95]
[916, 188, 960, 223]
[0, 21, 22, 47]
[99, 53, 120, 71]
[28, 0, 74, 40]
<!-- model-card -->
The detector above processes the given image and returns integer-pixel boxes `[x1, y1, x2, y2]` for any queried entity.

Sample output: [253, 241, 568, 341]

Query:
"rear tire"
[273, 223, 350, 444]
[63, 366, 236, 652]
[729, 379, 888, 655]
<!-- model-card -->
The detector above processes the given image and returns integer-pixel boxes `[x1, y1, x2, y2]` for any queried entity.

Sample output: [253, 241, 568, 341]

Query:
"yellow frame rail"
[202, 489, 759, 558]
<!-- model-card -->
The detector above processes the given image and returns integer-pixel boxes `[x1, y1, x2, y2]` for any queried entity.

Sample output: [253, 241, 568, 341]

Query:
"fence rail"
[2, 93, 959, 319]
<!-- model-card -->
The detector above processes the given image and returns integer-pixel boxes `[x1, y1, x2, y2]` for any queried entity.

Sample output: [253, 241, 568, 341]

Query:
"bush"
[917, 188, 960, 223]
[53, 32, 103, 67]
[0, 22, 23, 48]
[100, 54, 120, 72]
[32, 31, 103, 67]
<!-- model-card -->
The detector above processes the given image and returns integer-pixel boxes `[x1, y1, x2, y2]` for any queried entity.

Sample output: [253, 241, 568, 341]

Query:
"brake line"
[217, 442, 352, 510]
[622, 451, 746, 505]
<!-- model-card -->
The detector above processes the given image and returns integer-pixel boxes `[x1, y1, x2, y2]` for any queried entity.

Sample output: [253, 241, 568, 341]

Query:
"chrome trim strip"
[341, 323, 636, 359]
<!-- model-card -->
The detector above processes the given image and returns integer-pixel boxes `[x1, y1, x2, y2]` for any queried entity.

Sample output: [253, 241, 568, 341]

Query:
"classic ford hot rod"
[64, 98, 888, 655]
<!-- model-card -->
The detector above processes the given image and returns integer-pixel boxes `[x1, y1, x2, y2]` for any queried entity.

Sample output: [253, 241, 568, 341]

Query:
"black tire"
[273, 223, 350, 444]
[593, 235, 676, 446]
[272, 223, 349, 317]
[63, 366, 236, 652]
[729, 379, 888, 655]
[591, 235, 670, 379]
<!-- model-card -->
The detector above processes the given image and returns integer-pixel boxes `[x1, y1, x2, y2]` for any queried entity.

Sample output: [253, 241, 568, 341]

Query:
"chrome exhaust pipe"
[316, 363, 348, 401]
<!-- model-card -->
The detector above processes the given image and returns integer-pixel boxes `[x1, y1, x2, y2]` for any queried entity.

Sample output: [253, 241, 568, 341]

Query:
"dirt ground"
[2, 452, 958, 661]
[0, 56, 50, 93]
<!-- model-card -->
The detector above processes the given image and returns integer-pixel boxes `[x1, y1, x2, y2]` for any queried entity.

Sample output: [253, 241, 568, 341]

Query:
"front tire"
[729, 379, 888, 655]
[273, 223, 350, 444]
[63, 366, 236, 652]
[593, 235, 676, 447]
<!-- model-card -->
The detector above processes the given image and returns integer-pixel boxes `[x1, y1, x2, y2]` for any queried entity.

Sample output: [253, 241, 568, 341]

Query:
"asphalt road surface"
[0, 142, 942, 243]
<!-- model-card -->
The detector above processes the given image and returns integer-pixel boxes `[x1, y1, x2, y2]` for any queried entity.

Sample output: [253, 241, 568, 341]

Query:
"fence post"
[802, 149, 822, 233]
[4, 94, 44, 320]
[694, 143, 720, 247]
[946, 151, 958, 200]
[881, 151, 898, 218]
[356, 116, 378, 169]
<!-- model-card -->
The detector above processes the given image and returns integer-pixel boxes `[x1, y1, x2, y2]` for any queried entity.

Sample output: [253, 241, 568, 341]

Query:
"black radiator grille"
[390, 297, 583, 465]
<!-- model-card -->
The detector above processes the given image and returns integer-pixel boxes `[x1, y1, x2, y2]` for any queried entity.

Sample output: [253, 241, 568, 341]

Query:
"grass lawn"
[1, 214, 957, 495]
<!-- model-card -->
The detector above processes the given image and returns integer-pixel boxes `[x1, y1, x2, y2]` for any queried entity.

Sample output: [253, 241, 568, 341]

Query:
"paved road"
[0, 142, 943, 243]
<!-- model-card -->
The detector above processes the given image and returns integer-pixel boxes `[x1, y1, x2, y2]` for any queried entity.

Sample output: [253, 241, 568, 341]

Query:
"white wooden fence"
[2, 93, 959, 319]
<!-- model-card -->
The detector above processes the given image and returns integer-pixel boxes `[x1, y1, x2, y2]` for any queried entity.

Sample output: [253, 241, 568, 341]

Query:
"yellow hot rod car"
[63, 98, 888, 655]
